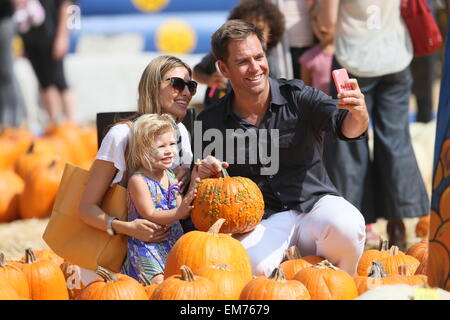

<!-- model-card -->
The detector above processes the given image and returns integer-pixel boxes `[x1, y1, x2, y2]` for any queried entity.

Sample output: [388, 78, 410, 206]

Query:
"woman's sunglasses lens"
[170, 78, 197, 95]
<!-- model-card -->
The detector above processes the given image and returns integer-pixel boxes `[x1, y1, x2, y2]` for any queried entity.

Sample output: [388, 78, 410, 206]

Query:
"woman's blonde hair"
[137, 55, 193, 115]
[126, 113, 178, 173]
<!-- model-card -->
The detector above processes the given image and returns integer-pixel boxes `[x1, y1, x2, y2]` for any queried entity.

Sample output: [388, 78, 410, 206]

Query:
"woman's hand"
[125, 219, 170, 243]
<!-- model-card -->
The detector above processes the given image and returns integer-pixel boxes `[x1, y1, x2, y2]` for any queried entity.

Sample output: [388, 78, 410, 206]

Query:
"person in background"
[20, 0, 76, 126]
[299, 0, 334, 95]
[279, 0, 315, 79]
[193, 0, 286, 108]
[319, 0, 429, 250]
[0, 0, 26, 127]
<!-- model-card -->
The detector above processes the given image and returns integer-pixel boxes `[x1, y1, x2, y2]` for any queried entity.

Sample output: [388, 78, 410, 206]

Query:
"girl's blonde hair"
[126, 113, 178, 173]
[137, 55, 193, 115]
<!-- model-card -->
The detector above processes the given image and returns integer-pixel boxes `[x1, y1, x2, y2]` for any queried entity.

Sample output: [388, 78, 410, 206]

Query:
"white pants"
[234, 195, 366, 277]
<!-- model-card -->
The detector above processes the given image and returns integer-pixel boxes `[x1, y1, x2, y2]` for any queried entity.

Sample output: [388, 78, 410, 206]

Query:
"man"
[195, 19, 368, 276]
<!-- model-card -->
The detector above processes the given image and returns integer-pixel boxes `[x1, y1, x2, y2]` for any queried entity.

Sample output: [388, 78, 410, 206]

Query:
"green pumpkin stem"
[269, 267, 286, 282]
[95, 266, 118, 283]
[312, 260, 339, 270]
[389, 246, 400, 256]
[180, 265, 196, 282]
[368, 261, 388, 278]
[207, 218, 226, 235]
[24, 248, 37, 264]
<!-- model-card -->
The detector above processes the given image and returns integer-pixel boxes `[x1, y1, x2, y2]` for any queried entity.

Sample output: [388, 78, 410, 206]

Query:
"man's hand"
[338, 79, 369, 139]
[193, 156, 229, 180]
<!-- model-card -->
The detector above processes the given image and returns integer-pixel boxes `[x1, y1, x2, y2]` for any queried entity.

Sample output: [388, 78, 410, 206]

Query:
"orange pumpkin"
[191, 170, 264, 234]
[15, 143, 56, 180]
[240, 267, 310, 300]
[0, 281, 23, 300]
[0, 127, 33, 170]
[196, 264, 248, 300]
[164, 219, 253, 282]
[76, 266, 148, 300]
[406, 239, 428, 264]
[293, 260, 358, 300]
[415, 216, 430, 239]
[18, 158, 65, 219]
[353, 261, 406, 295]
[138, 273, 160, 299]
[152, 265, 219, 300]
[392, 265, 428, 286]
[0, 170, 24, 222]
[279, 246, 324, 280]
[357, 239, 393, 276]
[378, 246, 420, 275]
[14, 248, 68, 300]
[0, 252, 30, 299]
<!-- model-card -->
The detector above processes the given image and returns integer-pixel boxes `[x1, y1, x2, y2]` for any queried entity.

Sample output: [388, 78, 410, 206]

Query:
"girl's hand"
[174, 166, 191, 193]
[176, 177, 200, 219]
[127, 219, 170, 243]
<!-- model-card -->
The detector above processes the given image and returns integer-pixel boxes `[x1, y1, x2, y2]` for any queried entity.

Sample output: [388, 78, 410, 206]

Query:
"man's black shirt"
[195, 77, 366, 218]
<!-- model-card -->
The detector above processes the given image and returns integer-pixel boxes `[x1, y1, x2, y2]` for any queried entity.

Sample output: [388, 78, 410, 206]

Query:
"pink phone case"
[332, 68, 352, 94]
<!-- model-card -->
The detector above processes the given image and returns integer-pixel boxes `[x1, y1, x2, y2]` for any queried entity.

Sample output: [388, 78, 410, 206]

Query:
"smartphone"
[332, 68, 352, 94]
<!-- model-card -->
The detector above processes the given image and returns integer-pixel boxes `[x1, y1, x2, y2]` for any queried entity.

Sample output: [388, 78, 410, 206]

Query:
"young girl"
[121, 113, 198, 284]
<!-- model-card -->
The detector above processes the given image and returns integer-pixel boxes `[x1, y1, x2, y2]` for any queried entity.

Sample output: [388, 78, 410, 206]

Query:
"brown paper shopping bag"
[43, 163, 127, 272]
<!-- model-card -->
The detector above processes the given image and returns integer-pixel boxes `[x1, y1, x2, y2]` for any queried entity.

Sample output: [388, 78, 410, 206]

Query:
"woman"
[78, 55, 197, 283]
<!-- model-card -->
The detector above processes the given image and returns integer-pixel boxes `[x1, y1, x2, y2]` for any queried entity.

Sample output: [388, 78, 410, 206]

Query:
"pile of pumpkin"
[0, 123, 97, 222]
[1, 218, 448, 300]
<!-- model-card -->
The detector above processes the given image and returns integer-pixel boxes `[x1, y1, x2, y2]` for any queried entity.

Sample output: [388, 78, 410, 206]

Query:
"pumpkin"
[356, 284, 450, 300]
[0, 252, 30, 299]
[18, 158, 65, 219]
[353, 261, 406, 295]
[378, 246, 420, 276]
[191, 169, 264, 234]
[393, 265, 428, 286]
[15, 142, 56, 180]
[0, 170, 24, 222]
[357, 238, 392, 276]
[240, 267, 310, 300]
[0, 281, 23, 300]
[164, 219, 253, 282]
[76, 266, 148, 300]
[0, 127, 33, 170]
[152, 265, 219, 300]
[279, 246, 324, 280]
[406, 239, 428, 264]
[415, 215, 430, 239]
[14, 248, 68, 300]
[293, 260, 358, 300]
[138, 273, 160, 299]
[60, 261, 87, 299]
[196, 264, 248, 300]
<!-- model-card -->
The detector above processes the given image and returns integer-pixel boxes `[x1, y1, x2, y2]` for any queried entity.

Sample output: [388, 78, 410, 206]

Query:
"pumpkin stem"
[180, 265, 196, 282]
[221, 167, 229, 177]
[0, 252, 6, 266]
[95, 266, 118, 283]
[138, 273, 152, 286]
[379, 238, 389, 251]
[269, 267, 286, 282]
[389, 246, 400, 256]
[24, 248, 37, 264]
[368, 261, 388, 278]
[207, 218, 226, 235]
[312, 260, 339, 270]
[285, 245, 302, 261]
[398, 264, 408, 276]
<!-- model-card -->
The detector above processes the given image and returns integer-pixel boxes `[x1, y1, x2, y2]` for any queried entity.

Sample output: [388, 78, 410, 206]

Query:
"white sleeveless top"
[334, 0, 413, 77]
[96, 122, 193, 185]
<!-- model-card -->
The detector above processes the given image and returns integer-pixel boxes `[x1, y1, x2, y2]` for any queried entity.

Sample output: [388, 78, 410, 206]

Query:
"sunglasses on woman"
[165, 77, 197, 95]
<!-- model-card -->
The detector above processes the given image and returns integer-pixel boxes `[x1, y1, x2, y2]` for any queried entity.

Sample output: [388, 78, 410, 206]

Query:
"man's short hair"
[211, 19, 267, 62]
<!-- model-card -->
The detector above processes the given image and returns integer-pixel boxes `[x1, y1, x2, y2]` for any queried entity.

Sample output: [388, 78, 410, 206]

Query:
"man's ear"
[216, 60, 229, 78]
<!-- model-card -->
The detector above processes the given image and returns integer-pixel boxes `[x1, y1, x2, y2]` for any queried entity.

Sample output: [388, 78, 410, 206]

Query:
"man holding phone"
[195, 19, 369, 277]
